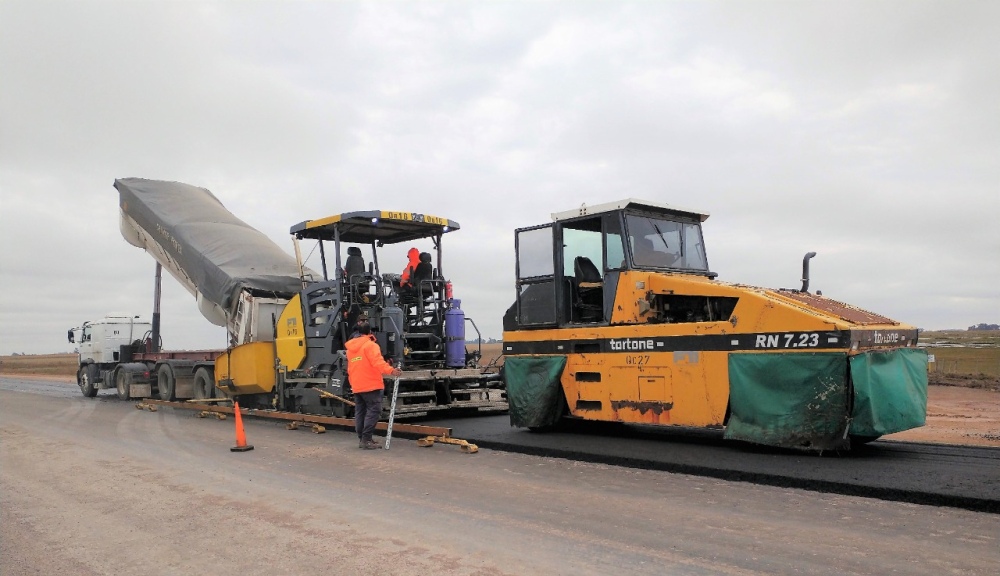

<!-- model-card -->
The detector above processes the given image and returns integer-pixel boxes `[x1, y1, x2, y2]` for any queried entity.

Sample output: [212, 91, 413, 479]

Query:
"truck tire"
[115, 369, 130, 400]
[78, 365, 98, 398]
[192, 367, 216, 400]
[156, 364, 176, 401]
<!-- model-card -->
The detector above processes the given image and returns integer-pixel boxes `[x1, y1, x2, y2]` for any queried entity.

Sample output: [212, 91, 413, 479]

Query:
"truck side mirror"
[67, 329, 75, 344]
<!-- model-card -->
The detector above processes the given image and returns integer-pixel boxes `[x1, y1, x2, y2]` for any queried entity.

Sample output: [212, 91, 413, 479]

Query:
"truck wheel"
[115, 369, 130, 400]
[156, 364, 176, 401]
[78, 365, 98, 398]
[193, 367, 216, 400]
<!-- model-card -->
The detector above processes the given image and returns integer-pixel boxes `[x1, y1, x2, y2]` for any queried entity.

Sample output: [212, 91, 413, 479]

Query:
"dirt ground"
[885, 385, 1000, 447]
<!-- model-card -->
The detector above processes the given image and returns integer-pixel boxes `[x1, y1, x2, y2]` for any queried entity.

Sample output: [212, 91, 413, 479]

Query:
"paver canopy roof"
[290, 210, 460, 244]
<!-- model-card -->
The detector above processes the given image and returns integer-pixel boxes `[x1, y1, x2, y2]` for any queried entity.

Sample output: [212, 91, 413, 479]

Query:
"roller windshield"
[626, 214, 708, 271]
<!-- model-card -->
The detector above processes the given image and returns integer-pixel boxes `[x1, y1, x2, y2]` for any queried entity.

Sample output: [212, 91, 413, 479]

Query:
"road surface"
[2, 377, 998, 575]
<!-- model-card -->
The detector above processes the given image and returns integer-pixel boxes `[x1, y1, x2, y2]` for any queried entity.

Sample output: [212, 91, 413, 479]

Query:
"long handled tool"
[315, 389, 355, 407]
[384, 365, 402, 450]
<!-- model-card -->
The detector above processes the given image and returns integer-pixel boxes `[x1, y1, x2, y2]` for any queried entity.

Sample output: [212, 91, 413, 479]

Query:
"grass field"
[920, 330, 1000, 348]
[477, 342, 504, 366]
[920, 330, 1000, 378]
[925, 347, 1000, 377]
[0, 354, 79, 377]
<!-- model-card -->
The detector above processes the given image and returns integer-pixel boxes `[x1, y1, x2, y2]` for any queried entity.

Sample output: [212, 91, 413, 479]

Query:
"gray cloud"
[1, 0, 997, 354]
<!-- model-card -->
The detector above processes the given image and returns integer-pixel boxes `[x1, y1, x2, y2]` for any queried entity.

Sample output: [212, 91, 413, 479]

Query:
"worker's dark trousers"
[354, 389, 384, 442]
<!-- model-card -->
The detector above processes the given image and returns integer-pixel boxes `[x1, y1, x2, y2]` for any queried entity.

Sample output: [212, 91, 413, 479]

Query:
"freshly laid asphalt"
[420, 412, 1000, 514]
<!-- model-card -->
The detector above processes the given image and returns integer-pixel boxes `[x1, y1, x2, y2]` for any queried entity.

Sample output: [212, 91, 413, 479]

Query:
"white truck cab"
[68, 315, 151, 397]
[69, 314, 150, 365]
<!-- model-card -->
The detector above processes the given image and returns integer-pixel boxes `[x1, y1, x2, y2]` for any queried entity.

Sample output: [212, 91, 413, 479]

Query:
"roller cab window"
[625, 214, 707, 272]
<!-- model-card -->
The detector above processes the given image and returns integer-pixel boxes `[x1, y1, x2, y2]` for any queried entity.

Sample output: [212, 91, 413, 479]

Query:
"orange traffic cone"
[231, 401, 254, 452]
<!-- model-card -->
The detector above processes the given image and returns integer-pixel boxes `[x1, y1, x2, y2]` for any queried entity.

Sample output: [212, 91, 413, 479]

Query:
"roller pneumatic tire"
[78, 365, 98, 398]
[192, 367, 216, 400]
[115, 369, 130, 400]
[156, 364, 176, 401]
[849, 434, 882, 446]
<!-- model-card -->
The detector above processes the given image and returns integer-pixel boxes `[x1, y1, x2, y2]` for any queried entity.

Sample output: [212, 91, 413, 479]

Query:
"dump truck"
[69, 178, 504, 418]
[501, 199, 927, 450]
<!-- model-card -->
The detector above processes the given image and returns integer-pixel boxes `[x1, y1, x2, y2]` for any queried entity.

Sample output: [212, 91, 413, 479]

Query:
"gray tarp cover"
[115, 178, 305, 313]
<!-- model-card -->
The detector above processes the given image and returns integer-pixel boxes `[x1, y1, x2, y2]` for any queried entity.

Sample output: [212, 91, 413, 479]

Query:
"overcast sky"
[1, 0, 997, 355]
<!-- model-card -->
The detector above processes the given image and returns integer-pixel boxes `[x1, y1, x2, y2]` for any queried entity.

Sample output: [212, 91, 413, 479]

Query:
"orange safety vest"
[345, 334, 395, 393]
[400, 247, 420, 287]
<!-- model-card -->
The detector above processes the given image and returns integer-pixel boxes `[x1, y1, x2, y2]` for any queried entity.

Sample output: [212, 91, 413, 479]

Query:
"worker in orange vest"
[345, 322, 402, 449]
[399, 247, 420, 288]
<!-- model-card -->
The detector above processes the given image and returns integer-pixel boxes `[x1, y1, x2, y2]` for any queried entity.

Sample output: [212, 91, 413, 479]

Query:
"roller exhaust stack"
[800, 252, 817, 293]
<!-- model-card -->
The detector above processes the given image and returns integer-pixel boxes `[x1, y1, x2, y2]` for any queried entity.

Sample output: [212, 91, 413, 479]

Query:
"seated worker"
[401, 253, 435, 323]
[399, 247, 421, 289]
[411, 252, 433, 294]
